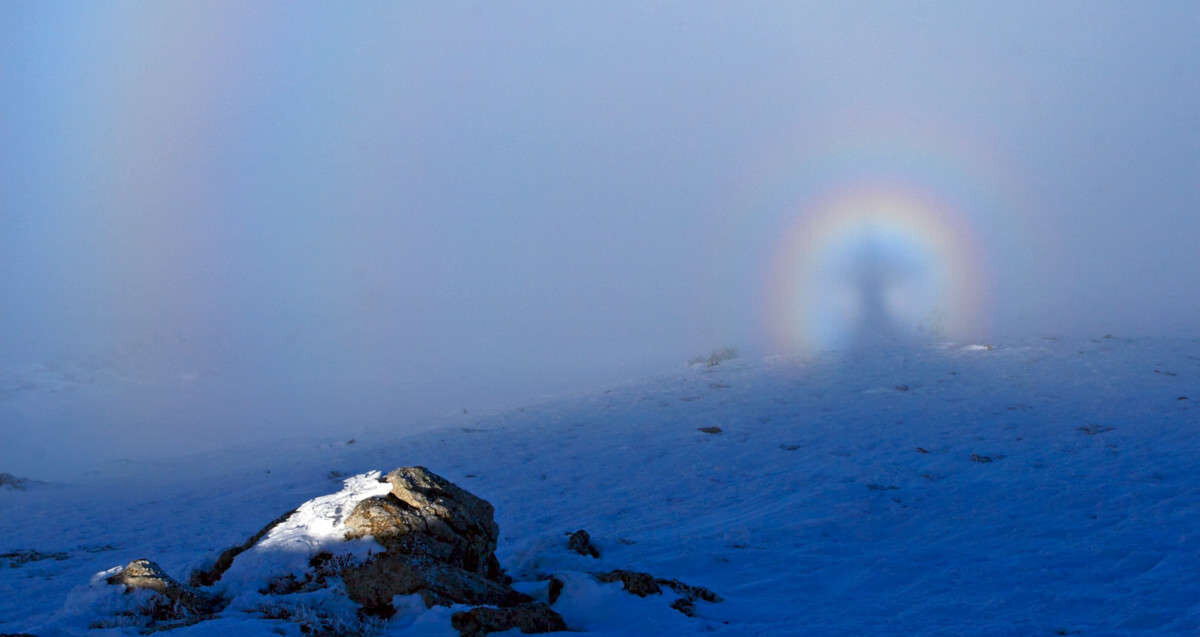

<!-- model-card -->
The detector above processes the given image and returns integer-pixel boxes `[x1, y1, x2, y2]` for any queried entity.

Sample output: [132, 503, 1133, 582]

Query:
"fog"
[2, 2, 1198, 474]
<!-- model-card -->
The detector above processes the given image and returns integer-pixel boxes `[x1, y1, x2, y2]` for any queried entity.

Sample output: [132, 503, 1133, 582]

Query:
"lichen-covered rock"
[450, 602, 567, 637]
[344, 467, 502, 580]
[385, 466, 500, 575]
[104, 559, 224, 628]
[567, 529, 600, 558]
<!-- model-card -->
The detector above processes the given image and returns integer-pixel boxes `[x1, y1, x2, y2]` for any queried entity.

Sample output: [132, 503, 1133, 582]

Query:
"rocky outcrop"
[451, 602, 568, 637]
[85, 467, 648, 635]
[341, 553, 530, 616]
[101, 559, 225, 630]
[335, 466, 535, 620]
[344, 466, 502, 579]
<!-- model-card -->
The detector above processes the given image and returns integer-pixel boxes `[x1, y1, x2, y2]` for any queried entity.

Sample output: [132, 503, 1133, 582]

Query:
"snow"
[216, 471, 391, 592]
[1, 336, 1198, 635]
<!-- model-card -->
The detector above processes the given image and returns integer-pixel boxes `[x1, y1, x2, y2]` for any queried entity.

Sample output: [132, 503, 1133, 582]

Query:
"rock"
[344, 466, 500, 577]
[337, 468, 526, 617]
[593, 569, 722, 616]
[450, 602, 567, 637]
[670, 597, 696, 616]
[341, 553, 529, 616]
[0, 472, 29, 490]
[1, 550, 69, 567]
[595, 570, 661, 596]
[567, 529, 600, 558]
[660, 578, 723, 603]
[105, 559, 224, 627]
[547, 577, 564, 604]
[697, 426, 722, 434]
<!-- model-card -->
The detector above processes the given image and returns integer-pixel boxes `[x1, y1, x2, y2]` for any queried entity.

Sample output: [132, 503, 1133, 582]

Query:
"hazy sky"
[2, 2, 1198, 469]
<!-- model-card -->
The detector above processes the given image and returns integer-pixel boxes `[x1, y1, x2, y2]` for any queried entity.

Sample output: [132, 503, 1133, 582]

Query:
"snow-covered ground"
[2, 336, 1198, 635]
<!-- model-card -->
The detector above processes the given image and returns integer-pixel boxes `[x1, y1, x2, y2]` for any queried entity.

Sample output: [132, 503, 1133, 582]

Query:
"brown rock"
[106, 559, 224, 626]
[341, 553, 530, 616]
[342, 467, 501, 577]
[450, 602, 567, 636]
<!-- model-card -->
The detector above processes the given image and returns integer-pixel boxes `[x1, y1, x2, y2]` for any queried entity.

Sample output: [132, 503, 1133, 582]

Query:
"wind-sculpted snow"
[213, 471, 392, 593]
[1, 337, 1198, 634]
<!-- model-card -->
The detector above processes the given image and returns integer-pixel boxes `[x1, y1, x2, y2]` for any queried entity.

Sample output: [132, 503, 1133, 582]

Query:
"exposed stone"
[670, 597, 696, 616]
[450, 602, 567, 637]
[0, 472, 29, 490]
[593, 569, 722, 616]
[547, 577, 564, 604]
[343, 467, 502, 581]
[697, 426, 723, 435]
[567, 529, 600, 558]
[384, 466, 500, 576]
[594, 570, 661, 596]
[660, 578, 723, 603]
[341, 553, 529, 616]
[1, 549, 69, 567]
[105, 559, 225, 627]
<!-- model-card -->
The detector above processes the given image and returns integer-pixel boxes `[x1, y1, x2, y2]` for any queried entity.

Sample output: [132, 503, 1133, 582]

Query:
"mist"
[3, 2, 1198, 475]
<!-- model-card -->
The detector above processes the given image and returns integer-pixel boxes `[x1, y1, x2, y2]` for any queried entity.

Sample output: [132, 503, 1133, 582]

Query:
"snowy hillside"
[2, 336, 1198, 635]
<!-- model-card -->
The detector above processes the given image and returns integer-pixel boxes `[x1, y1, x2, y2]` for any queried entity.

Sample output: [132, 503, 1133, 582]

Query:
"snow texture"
[1, 336, 1198, 635]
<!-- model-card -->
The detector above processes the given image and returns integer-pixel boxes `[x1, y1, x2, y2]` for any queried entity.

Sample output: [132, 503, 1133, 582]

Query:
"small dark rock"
[780, 444, 802, 451]
[1178, 396, 1189, 401]
[697, 426, 722, 435]
[670, 597, 696, 616]
[969, 454, 993, 463]
[594, 570, 722, 616]
[567, 530, 600, 559]
[1, 549, 70, 567]
[0, 472, 30, 490]
[894, 384, 909, 392]
[595, 570, 661, 596]
[450, 602, 567, 637]
[660, 578, 723, 603]
[1077, 424, 1115, 435]
[547, 577, 564, 604]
